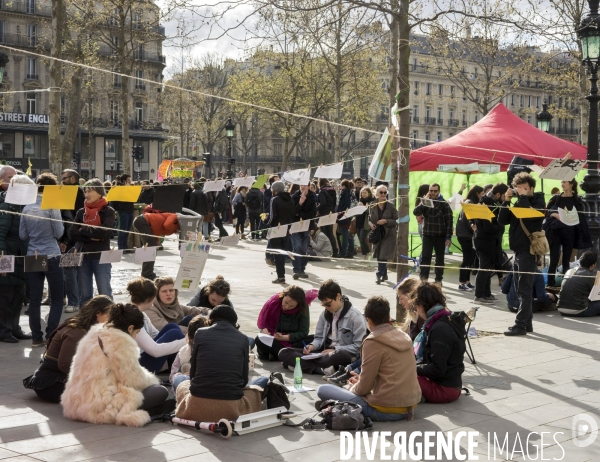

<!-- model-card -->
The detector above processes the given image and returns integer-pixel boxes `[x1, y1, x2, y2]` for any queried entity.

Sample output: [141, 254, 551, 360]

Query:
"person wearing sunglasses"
[413, 183, 453, 286]
[369, 185, 398, 284]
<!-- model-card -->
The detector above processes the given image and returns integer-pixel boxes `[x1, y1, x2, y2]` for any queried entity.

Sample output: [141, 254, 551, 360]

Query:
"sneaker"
[32, 339, 46, 348]
[376, 274, 381, 285]
[64, 306, 79, 313]
[292, 273, 300, 280]
[486, 294, 498, 301]
[467, 283, 475, 289]
[328, 370, 351, 386]
[322, 366, 347, 382]
[322, 366, 336, 377]
[458, 284, 472, 292]
[298, 272, 309, 278]
[12, 330, 32, 340]
[272, 278, 286, 284]
[474, 297, 494, 304]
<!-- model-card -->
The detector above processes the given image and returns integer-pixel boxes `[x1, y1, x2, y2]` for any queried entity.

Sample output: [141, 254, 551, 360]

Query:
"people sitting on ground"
[69, 179, 116, 306]
[175, 305, 268, 422]
[501, 269, 556, 314]
[255, 286, 318, 361]
[170, 315, 208, 393]
[188, 275, 233, 309]
[316, 296, 421, 421]
[557, 251, 600, 317]
[23, 296, 113, 403]
[127, 278, 186, 373]
[279, 279, 367, 375]
[413, 282, 466, 404]
[308, 227, 333, 259]
[396, 278, 425, 340]
[62, 303, 169, 426]
[132, 206, 180, 280]
[143, 277, 210, 333]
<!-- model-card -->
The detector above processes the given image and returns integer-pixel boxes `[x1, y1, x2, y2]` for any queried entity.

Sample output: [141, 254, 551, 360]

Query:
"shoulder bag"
[519, 219, 549, 256]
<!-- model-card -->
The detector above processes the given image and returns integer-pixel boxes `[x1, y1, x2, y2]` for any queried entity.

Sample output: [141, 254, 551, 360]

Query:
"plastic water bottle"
[294, 357, 303, 390]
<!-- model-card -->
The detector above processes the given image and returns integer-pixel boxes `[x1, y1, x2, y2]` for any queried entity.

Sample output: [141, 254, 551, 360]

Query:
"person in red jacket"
[133, 206, 180, 280]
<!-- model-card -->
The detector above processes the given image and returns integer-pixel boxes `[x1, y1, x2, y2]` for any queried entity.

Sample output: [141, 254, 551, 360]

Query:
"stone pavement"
[1, 230, 599, 461]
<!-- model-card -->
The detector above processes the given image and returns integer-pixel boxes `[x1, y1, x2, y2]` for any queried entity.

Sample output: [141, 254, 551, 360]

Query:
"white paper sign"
[449, 193, 464, 212]
[233, 176, 256, 188]
[317, 214, 338, 227]
[421, 198, 434, 208]
[267, 224, 289, 239]
[539, 158, 585, 181]
[558, 207, 580, 226]
[99, 249, 123, 264]
[257, 333, 275, 347]
[289, 386, 315, 394]
[174, 247, 210, 290]
[314, 163, 343, 179]
[220, 234, 241, 246]
[134, 246, 157, 263]
[282, 168, 311, 185]
[0, 255, 15, 273]
[289, 220, 310, 234]
[203, 179, 226, 192]
[5, 184, 37, 206]
[341, 205, 367, 219]
[59, 252, 83, 268]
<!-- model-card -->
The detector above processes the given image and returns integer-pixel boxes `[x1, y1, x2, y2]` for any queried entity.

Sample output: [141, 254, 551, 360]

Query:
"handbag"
[263, 372, 291, 410]
[368, 226, 383, 244]
[519, 219, 549, 256]
[286, 400, 373, 431]
[348, 218, 357, 235]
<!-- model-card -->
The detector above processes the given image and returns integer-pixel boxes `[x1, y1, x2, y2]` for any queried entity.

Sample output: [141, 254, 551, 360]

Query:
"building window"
[135, 101, 143, 122]
[559, 97, 563, 108]
[259, 144, 266, 156]
[113, 68, 121, 87]
[425, 131, 430, 141]
[27, 58, 36, 79]
[413, 81, 419, 94]
[449, 107, 455, 119]
[511, 94, 515, 106]
[0, 21, 4, 42]
[135, 45, 144, 60]
[26, 93, 36, 113]
[438, 84, 443, 96]
[450, 86, 455, 97]
[23, 134, 48, 159]
[135, 70, 144, 89]
[527, 115, 532, 124]
[112, 36, 119, 54]
[426, 106, 431, 119]
[437, 132, 442, 142]
[536, 96, 540, 109]
[528, 96, 532, 108]
[519, 95, 524, 107]
[0, 133, 15, 158]
[274, 143, 282, 157]
[133, 12, 142, 29]
[426, 83, 432, 96]
[26, 0, 36, 14]
[411, 130, 418, 144]
[27, 24, 36, 46]
[437, 107, 442, 120]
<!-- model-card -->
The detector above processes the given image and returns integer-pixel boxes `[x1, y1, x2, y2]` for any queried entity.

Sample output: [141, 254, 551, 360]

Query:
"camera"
[510, 189, 517, 196]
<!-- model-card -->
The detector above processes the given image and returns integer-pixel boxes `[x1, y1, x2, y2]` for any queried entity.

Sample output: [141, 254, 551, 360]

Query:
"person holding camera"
[498, 173, 546, 336]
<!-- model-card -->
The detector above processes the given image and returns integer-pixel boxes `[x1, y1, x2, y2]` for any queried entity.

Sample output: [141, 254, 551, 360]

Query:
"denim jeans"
[79, 255, 112, 306]
[117, 212, 134, 250]
[250, 376, 269, 388]
[339, 226, 351, 257]
[173, 374, 190, 392]
[377, 261, 388, 279]
[63, 266, 80, 308]
[28, 257, 64, 342]
[291, 231, 310, 273]
[249, 212, 262, 239]
[317, 384, 408, 422]
[513, 251, 537, 329]
[570, 300, 600, 317]
[139, 323, 185, 373]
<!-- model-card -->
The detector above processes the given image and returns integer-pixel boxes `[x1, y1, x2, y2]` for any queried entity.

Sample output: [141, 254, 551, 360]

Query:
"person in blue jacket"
[501, 270, 556, 314]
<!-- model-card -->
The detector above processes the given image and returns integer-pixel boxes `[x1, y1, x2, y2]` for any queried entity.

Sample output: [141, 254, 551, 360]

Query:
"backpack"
[246, 190, 262, 210]
[288, 400, 372, 431]
[263, 372, 291, 410]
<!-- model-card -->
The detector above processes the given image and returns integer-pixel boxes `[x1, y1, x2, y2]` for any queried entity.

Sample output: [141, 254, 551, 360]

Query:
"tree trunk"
[334, 0, 342, 162]
[48, 0, 64, 174]
[61, 64, 83, 160]
[121, 75, 131, 175]
[394, 0, 410, 323]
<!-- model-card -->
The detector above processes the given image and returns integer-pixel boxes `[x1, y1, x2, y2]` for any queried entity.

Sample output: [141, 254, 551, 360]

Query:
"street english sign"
[0, 112, 50, 124]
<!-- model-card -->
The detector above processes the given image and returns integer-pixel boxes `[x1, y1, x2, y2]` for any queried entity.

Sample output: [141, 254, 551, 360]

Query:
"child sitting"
[170, 315, 208, 392]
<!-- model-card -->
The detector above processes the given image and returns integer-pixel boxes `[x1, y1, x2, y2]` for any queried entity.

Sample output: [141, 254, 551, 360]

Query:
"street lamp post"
[535, 102, 553, 133]
[225, 117, 235, 179]
[577, 0, 600, 249]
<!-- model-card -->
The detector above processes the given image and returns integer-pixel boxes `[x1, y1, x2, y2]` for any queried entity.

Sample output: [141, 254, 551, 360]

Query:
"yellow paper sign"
[461, 203, 495, 222]
[41, 185, 78, 210]
[510, 207, 544, 219]
[253, 174, 270, 189]
[106, 186, 142, 203]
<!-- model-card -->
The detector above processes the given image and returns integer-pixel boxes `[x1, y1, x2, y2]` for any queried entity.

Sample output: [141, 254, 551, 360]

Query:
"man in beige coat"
[316, 296, 421, 421]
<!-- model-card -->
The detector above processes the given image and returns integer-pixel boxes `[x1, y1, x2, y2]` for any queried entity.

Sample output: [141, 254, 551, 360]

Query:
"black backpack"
[246, 190, 262, 210]
[263, 372, 291, 410]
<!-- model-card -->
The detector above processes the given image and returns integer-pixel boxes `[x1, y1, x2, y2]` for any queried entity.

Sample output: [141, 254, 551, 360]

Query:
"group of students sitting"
[23, 275, 467, 427]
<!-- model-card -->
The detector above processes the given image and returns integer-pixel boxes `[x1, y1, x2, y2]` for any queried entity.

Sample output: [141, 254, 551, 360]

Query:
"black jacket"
[455, 199, 474, 239]
[268, 192, 295, 226]
[69, 206, 116, 254]
[188, 285, 233, 309]
[189, 189, 213, 216]
[189, 321, 249, 400]
[183, 187, 193, 209]
[498, 192, 545, 254]
[138, 187, 154, 205]
[292, 190, 317, 227]
[0, 198, 27, 285]
[413, 197, 453, 238]
[417, 315, 466, 388]
[473, 194, 504, 241]
[356, 198, 373, 230]
[245, 188, 264, 214]
[317, 186, 337, 215]
[213, 188, 229, 214]
[263, 187, 273, 212]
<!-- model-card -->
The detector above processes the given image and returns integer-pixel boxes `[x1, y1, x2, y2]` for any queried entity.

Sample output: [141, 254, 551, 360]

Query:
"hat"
[209, 305, 238, 327]
[271, 181, 285, 194]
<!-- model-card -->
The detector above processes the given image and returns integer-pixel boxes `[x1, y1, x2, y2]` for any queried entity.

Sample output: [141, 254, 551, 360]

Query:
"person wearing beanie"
[175, 304, 268, 423]
[68, 179, 116, 308]
[255, 287, 317, 360]
[266, 181, 296, 284]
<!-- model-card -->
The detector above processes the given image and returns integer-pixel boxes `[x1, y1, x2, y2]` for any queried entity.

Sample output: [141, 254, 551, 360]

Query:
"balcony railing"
[25, 73, 38, 79]
[135, 83, 146, 90]
[437, 118, 444, 125]
[0, 1, 52, 17]
[462, 120, 468, 126]
[412, 116, 420, 123]
[448, 119, 459, 127]
[0, 32, 48, 50]
[424, 117, 437, 125]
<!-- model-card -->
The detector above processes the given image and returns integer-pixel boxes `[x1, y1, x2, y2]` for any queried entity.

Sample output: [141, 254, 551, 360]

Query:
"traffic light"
[73, 152, 80, 164]
[132, 145, 144, 160]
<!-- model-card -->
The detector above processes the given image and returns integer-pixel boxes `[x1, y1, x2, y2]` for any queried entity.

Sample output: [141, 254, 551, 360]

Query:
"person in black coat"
[413, 282, 465, 404]
[455, 186, 482, 291]
[188, 275, 233, 309]
[267, 181, 295, 284]
[188, 181, 214, 239]
[110, 174, 134, 250]
[291, 185, 317, 279]
[498, 172, 545, 336]
[336, 179, 354, 258]
[317, 178, 339, 257]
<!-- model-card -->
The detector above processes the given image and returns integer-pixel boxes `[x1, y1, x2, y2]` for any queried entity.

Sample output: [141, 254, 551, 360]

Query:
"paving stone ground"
[2, 228, 599, 461]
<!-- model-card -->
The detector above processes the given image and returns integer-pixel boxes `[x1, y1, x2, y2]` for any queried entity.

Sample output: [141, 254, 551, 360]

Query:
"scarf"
[257, 289, 318, 347]
[83, 198, 107, 226]
[413, 304, 450, 363]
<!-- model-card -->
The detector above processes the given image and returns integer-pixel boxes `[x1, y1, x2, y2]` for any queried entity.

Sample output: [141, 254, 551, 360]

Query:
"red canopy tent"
[410, 103, 587, 171]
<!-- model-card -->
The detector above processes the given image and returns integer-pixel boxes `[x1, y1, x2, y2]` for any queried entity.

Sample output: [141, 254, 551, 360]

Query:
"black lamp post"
[577, 0, 600, 248]
[225, 117, 235, 179]
[535, 102, 553, 133]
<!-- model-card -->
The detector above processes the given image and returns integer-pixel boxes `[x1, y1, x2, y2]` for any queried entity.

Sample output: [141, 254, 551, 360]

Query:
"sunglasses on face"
[429, 190, 439, 193]
[378, 191, 387, 195]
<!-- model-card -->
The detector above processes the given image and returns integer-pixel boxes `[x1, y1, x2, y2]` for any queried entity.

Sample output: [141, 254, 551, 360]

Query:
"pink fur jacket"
[61, 324, 159, 427]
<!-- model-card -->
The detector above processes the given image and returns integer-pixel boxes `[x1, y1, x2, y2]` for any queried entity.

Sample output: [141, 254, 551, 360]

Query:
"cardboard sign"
[152, 184, 188, 213]
[41, 186, 78, 210]
[25, 255, 48, 272]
